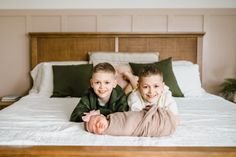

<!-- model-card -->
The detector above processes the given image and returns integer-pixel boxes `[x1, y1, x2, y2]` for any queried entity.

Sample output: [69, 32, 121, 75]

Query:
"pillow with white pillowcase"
[172, 63, 205, 97]
[29, 63, 44, 94]
[89, 52, 159, 65]
[172, 60, 194, 66]
[29, 61, 88, 97]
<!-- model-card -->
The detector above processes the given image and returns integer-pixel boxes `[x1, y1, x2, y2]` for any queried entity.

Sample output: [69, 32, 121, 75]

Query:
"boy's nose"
[148, 87, 154, 93]
[99, 83, 105, 88]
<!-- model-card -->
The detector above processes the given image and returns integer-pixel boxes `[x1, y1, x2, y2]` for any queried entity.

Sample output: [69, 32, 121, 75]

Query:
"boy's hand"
[82, 110, 100, 122]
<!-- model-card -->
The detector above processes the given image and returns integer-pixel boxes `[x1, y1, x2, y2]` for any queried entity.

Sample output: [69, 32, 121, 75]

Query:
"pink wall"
[0, 9, 236, 97]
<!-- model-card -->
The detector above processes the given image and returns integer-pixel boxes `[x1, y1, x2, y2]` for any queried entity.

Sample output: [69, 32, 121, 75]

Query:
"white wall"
[0, 0, 236, 9]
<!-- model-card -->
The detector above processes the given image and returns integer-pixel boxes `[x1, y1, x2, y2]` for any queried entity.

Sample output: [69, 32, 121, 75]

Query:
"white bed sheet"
[0, 93, 236, 146]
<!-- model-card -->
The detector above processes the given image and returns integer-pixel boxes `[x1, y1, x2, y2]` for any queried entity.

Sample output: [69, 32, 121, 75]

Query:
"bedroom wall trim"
[0, 9, 235, 97]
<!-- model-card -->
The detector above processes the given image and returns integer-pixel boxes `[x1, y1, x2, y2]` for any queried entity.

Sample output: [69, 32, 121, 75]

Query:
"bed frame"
[1, 32, 236, 157]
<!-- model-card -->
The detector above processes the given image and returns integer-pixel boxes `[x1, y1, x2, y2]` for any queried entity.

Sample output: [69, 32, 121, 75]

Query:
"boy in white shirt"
[128, 65, 179, 116]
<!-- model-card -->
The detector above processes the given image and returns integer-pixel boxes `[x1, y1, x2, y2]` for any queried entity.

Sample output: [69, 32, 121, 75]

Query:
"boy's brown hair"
[138, 65, 163, 80]
[93, 62, 116, 75]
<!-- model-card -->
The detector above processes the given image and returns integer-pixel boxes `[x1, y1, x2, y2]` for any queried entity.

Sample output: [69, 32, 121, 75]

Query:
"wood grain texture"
[29, 32, 204, 69]
[0, 146, 236, 157]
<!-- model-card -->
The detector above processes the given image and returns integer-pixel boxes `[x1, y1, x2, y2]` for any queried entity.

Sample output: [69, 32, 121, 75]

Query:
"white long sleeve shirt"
[127, 85, 179, 115]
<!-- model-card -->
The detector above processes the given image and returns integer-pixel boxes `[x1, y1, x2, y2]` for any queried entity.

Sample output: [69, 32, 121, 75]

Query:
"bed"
[0, 32, 236, 157]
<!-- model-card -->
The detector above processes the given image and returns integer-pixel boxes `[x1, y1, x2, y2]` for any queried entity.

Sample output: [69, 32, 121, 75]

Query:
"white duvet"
[0, 93, 236, 146]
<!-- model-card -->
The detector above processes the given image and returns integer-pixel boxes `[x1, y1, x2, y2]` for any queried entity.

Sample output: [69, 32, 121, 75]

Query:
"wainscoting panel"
[67, 15, 97, 32]
[133, 15, 168, 32]
[0, 9, 235, 97]
[168, 15, 204, 32]
[99, 15, 132, 32]
[31, 15, 61, 32]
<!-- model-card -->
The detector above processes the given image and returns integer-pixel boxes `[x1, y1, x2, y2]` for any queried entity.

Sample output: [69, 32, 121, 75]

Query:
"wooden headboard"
[29, 32, 205, 69]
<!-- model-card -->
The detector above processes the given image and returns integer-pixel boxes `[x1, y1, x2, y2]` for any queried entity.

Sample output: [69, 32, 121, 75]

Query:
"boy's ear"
[90, 79, 94, 88]
[162, 82, 165, 86]
[113, 79, 117, 88]
[137, 81, 140, 88]
[161, 82, 165, 90]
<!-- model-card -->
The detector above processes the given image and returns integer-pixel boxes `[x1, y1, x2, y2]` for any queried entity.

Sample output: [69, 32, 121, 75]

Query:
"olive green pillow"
[129, 57, 184, 97]
[52, 64, 93, 97]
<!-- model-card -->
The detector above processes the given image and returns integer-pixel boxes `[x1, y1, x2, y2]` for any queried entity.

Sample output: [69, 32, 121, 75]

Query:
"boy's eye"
[154, 85, 159, 88]
[142, 85, 148, 89]
[105, 81, 110, 84]
[95, 81, 100, 85]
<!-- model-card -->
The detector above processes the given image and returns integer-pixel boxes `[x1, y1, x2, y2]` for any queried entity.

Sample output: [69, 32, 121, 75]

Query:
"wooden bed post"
[197, 36, 203, 80]
[115, 36, 119, 52]
[30, 36, 38, 69]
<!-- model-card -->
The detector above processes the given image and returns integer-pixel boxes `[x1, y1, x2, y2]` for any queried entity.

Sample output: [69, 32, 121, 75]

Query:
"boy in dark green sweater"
[70, 62, 129, 122]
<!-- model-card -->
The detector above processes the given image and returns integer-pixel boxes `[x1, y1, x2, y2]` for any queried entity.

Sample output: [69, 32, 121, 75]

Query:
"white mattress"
[0, 93, 236, 146]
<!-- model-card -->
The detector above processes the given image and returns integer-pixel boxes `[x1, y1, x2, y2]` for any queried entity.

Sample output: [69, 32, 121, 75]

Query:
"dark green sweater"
[70, 85, 128, 122]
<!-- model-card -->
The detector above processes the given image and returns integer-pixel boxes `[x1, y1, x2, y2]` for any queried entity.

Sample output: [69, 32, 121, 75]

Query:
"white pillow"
[29, 61, 88, 97]
[29, 63, 44, 94]
[89, 52, 159, 65]
[172, 64, 205, 97]
[172, 60, 194, 66]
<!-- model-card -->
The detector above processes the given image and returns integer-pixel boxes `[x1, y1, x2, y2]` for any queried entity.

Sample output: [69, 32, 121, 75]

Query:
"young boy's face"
[86, 114, 108, 134]
[138, 74, 164, 104]
[90, 71, 117, 103]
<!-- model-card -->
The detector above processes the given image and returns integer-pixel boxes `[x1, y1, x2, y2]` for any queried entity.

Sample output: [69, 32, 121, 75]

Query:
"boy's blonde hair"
[138, 65, 163, 80]
[93, 62, 116, 75]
